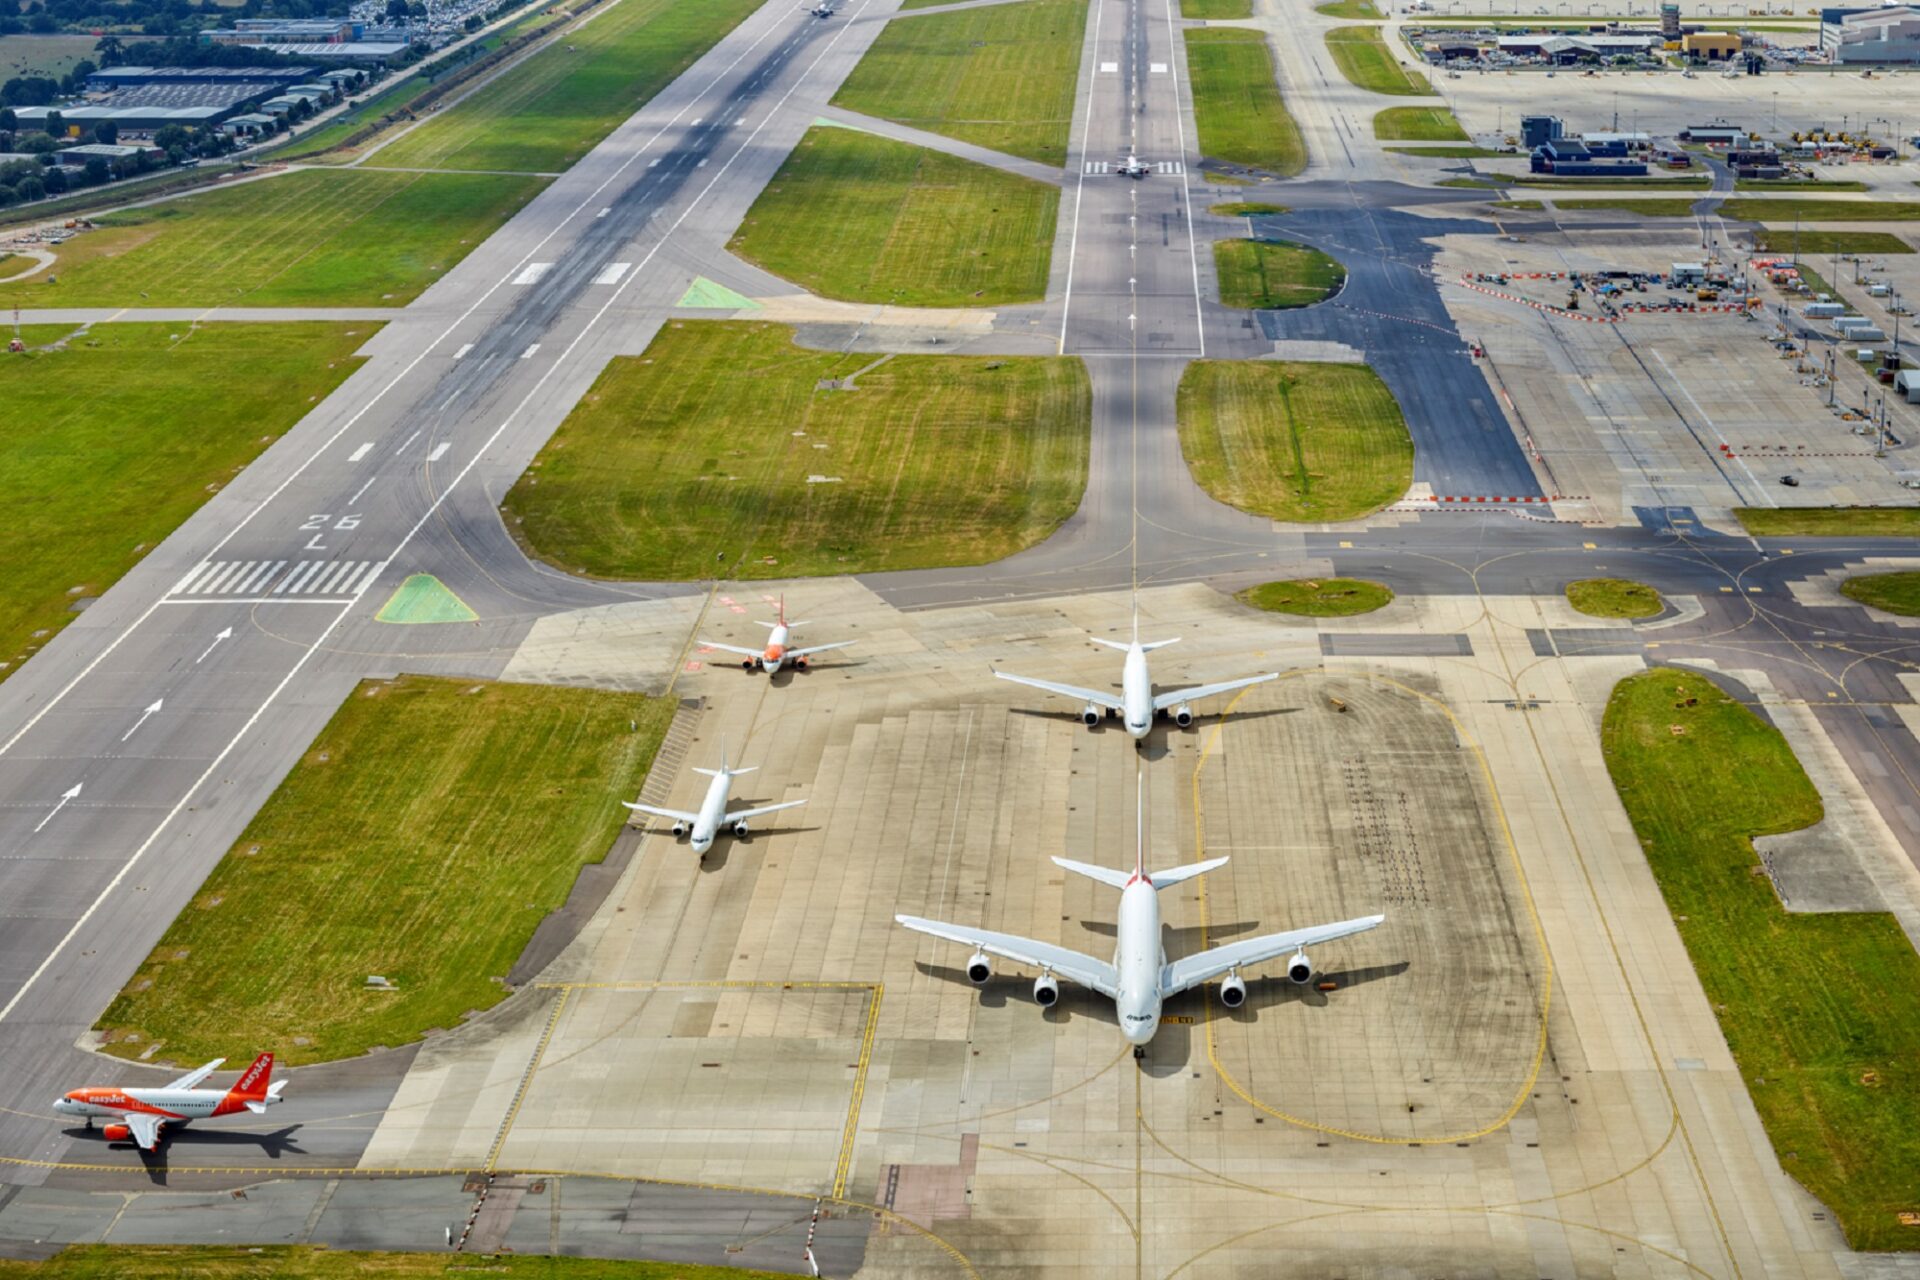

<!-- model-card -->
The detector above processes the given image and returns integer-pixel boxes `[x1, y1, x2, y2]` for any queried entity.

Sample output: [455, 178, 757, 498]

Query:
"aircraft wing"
[699, 640, 763, 658]
[123, 1111, 166, 1151]
[1151, 672, 1279, 713]
[1158, 914, 1385, 998]
[623, 801, 699, 824]
[993, 669, 1124, 712]
[787, 641, 853, 660]
[727, 798, 807, 823]
[164, 1058, 225, 1091]
[896, 915, 1118, 998]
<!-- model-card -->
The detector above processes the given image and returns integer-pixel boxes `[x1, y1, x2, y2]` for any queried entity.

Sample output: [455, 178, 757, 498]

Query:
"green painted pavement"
[675, 277, 762, 310]
[376, 574, 478, 624]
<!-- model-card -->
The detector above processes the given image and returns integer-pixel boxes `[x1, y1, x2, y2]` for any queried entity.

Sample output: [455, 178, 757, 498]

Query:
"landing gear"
[1132, 1046, 1145, 1061]
[84, 1118, 93, 1130]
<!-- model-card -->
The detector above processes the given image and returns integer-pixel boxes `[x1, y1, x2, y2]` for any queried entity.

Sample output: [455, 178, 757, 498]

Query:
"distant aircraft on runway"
[625, 741, 806, 858]
[992, 606, 1278, 741]
[804, 0, 834, 15]
[896, 794, 1383, 1054]
[54, 1053, 285, 1151]
[701, 596, 852, 675]
[1116, 154, 1150, 178]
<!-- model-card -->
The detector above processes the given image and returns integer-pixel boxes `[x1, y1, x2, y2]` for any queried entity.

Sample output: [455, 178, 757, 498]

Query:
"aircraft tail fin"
[227, 1053, 274, 1103]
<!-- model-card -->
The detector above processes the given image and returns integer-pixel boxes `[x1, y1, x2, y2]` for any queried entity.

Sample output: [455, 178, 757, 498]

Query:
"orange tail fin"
[228, 1052, 274, 1100]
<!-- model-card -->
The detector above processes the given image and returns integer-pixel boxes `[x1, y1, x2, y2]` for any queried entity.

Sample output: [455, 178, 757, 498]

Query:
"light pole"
[1771, 90, 1777, 133]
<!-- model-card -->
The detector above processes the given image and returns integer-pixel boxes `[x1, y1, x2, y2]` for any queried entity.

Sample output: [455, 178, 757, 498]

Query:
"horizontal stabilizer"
[694, 765, 755, 777]
[1050, 856, 1131, 890]
[1143, 855, 1229, 889]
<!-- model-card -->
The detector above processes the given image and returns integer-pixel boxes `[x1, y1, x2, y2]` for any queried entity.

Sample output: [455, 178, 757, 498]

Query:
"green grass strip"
[1314, 0, 1382, 14]
[1565, 577, 1662, 618]
[1841, 572, 1920, 616]
[830, 0, 1087, 167]
[1237, 578, 1392, 615]
[1735, 507, 1920, 537]
[1325, 26, 1429, 95]
[1184, 28, 1306, 176]
[0, 323, 379, 684]
[1752, 229, 1913, 255]
[1602, 669, 1920, 1250]
[1214, 238, 1344, 309]
[1177, 360, 1412, 521]
[0, 1243, 791, 1278]
[729, 126, 1056, 307]
[1183, 0, 1253, 15]
[1723, 197, 1920, 223]
[503, 320, 1089, 581]
[96, 676, 677, 1065]
[1372, 105, 1468, 141]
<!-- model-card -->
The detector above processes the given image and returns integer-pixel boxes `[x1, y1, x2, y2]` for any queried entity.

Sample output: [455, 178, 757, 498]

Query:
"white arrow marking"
[197, 627, 233, 664]
[121, 699, 164, 743]
[34, 784, 82, 834]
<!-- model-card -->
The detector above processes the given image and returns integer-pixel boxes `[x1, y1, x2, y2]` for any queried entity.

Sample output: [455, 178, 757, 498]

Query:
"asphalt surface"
[6, 0, 1920, 1267]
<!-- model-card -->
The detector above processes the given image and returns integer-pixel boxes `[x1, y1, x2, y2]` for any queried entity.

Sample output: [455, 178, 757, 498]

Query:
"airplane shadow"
[1218, 961, 1410, 1017]
[1074, 920, 1263, 952]
[915, 963, 1121, 1029]
[65, 1124, 306, 1186]
[689, 822, 816, 871]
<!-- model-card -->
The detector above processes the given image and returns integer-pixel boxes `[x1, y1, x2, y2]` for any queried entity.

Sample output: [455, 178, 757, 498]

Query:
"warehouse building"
[1682, 31, 1743, 59]
[1823, 4, 1920, 62]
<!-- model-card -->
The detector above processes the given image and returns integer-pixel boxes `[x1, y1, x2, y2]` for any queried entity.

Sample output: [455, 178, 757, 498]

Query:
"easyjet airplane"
[701, 597, 852, 675]
[53, 1052, 285, 1150]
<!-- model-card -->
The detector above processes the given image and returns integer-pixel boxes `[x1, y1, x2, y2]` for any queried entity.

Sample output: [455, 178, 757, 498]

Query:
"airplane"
[1116, 154, 1151, 178]
[991, 608, 1278, 741]
[624, 741, 806, 858]
[803, 0, 833, 15]
[896, 794, 1384, 1055]
[53, 1053, 285, 1151]
[700, 597, 852, 675]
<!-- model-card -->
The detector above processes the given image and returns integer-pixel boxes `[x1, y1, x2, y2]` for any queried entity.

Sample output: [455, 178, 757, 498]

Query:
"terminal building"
[1818, 4, 1920, 62]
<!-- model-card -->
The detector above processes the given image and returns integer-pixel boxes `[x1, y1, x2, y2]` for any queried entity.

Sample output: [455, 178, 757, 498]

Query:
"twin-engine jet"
[1116, 154, 1151, 178]
[625, 742, 806, 858]
[896, 799, 1383, 1054]
[993, 611, 1278, 740]
[53, 1053, 285, 1150]
[701, 597, 852, 675]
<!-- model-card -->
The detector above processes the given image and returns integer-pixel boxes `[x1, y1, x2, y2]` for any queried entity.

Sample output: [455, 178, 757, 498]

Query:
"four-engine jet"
[701, 597, 852, 675]
[53, 1053, 285, 1151]
[993, 610, 1278, 740]
[624, 742, 806, 858]
[896, 797, 1383, 1054]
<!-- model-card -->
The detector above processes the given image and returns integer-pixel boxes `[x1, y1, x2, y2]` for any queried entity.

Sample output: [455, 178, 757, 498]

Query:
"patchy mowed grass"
[1841, 572, 1920, 615]
[1723, 197, 1920, 222]
[0, 170, 544, 309]
[1552, 196, 1699, 215]
[1566, 577, 1663, 618]
[1735, 507, 1920, 537]
[832, 0, 1086, 166]
[1210, 201, 1289, 216]
[503, 321, 1089, 581]
[1314, 0, 1381, 15]
[1184, 28, 1305, 176]
[728, 126, 1055, 307]
[0, 1246, 789, 1280]
[1183, 0, 1253, 15]
[1325, 26, 1428, 94]
[1177, 360, 1413, 521]
[1237, 578, 1392, 616]
[95, 677, 676, 1066]
[1752, 229, 1913, 256]
[0, 323, 377, 684]
[1372, 105, 1468, 141]
[373, 0, 758, 172]
[1602, 669, 1920, 1250]
[1214, 238, 1344, 309]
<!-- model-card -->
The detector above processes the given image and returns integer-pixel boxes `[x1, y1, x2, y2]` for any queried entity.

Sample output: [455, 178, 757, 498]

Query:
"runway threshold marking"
[348, 443, 374, 462]
[593, 261, 633, 285]
[1189, 675, 1555, 1147]
[426, 443, 451, 462]
[511, 262, 553, 285]
[452, 343, 473, 359]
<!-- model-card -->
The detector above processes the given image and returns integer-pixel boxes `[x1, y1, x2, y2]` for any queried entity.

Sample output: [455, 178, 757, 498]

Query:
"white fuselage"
[689, 770, 735, 853]
[1113, 880, 1165, 1044]
[758, 623, 792, 673]
[1120, 645, 1154, 739]
[52, 1087, 226, 1124]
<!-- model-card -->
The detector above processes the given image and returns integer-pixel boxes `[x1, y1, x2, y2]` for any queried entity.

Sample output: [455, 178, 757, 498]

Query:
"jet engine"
[671, 820, 689, 838]
[733, 819, 751, 838]
[1286, 951, 1314, 985]
[1033, 974, 1060, 1007]
[102, 1123, 131, 1143]
[1081, 702, 1103, 727]
[795, 657, 810, 670]
[966, 952, 992, 984]
[1219, 974, 1247, 1008]
[740, 657, 758, 672]
[1171, 702, 1194, 729]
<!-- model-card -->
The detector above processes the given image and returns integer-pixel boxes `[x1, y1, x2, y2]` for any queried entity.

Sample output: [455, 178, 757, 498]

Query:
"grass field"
[0, 33, 135, 79]
[1754, 229, 1913, 255]
[1736, 179, 1869, 192]
[1182, 0, 1252, 14]
[1184, 28, 1306, 176]
[1314, 0, 1382, 14]
[1214, 238, 1344, 309]
[1566, 577, 1662, 618]
[370, 0, 759, 171]
[0, 170, 543, 309]
[0, 323, 376, 684]
[1724, 197, 1920, 222]
[1372, 106, 1468, 141]
[276, 69, 436, 161]
[1553, 197, 1699, 215]
[1210, 202, 1289, 216]
[0, 1246, 787, 1279]
[1236, 578, 1392, 615]
[1840, 572, 1920, 615]
[1325, 26, 1428, 95]
[1511, 174, 1709, 189]
[1602, 669, 1920, 1250]
[1177, 360, 1412, 522]
[1735, 507, 1920, 536]
[1493, 199, 1545, 210]
[96, 677, 675, 1065]
[504, 321, 1088, 580]
[1383, 144, 1507, 157]
[830, 0, 1086, 167]
[728, 127, 1055, 307]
